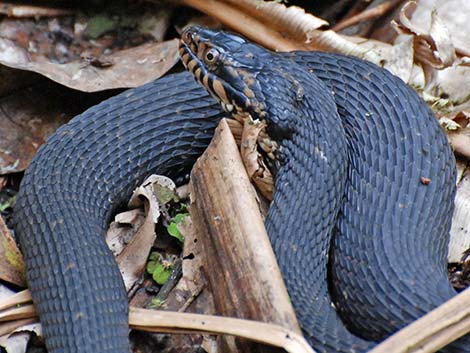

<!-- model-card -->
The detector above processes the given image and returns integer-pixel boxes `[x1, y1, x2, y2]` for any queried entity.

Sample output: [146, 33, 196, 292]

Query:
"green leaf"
[146, 261, 157, 275]
[0, 195, 16, 212]
[153, 182, 179, 205]
[167, 213, 188, 244]
[148, 252, 158, 262]
[149, 298, 165, 309]
[86, 14, 117, 39]
[152, 263, 172, 285]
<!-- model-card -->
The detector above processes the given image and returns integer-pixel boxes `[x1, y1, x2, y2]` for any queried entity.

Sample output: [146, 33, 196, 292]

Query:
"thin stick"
[0, 298, 313, 353]
[129, 308, 313, 353]
[0, 290, 32, 311]
[333, 0, 403, 32]
[369, 288, 470, 353]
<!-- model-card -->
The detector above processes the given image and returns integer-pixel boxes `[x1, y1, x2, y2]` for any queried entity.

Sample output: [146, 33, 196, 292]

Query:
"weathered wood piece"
[189, 118, 300, 352]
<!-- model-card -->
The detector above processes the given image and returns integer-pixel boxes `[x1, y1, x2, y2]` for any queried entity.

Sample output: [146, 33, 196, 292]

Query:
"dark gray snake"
[14, 27, 466, 353]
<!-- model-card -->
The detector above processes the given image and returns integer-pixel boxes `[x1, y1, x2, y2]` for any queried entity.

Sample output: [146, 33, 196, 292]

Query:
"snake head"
[179, 26, 271, 123]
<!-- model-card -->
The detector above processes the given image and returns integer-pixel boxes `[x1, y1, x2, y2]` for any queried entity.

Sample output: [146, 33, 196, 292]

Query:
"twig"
[369, 288, 470, 353]
[333, 0, 404, 32]
[0, 290, 313, 353]
[129, 308, 314, 353]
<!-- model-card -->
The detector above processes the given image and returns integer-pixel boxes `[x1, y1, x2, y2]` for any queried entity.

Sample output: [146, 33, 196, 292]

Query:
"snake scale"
[14, 27, 467, 352]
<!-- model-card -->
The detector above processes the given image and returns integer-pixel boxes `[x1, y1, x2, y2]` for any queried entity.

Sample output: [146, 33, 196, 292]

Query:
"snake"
[13, 26, 467, 353]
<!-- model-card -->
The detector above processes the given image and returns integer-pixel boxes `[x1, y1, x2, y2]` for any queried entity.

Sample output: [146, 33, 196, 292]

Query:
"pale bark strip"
[189, 119, 299, 352]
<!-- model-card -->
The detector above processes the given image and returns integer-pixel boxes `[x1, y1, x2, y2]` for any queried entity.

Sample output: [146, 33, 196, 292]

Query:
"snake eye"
[183, 30, 192, 43]
[205, 48, 219, 64]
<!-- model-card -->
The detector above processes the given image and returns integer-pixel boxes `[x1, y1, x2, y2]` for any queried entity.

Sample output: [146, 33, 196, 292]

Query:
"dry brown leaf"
[449, 160, 470, 263]
[223, 0, 329, 41]
[240, 118, 274, 201]
[395, 1, 457, 68]
[432, 66, 470, 104]
[381, 34, 415, 82]
[390, 0, 470, 102]
[106, 209, 145, 257]
[0, 216, 25, 287]
[406, 0, 470, 57]
[116, 175, 181, 292]
[449, 129, 470, 161]
[0, 39, 179, 92]
[180, 0, 382, 64]
[115, 210, 156, 293]
[333, 0, 404, 33]
[0, 323, 41, 353]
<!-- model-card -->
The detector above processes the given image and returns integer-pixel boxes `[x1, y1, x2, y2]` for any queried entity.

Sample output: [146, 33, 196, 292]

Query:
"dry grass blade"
[369, 288, 470, 353]
[0, 318, 36, 337]
[222, 0, 328, 40]
[333, 0, 403, 32]
[0, 305, 35, 322]
[3, 287, 470, 352]
[129, 308, 314, 353]
[178, 0, 381, 63]
[0, 290, 31, 311]
[0, 291, 312, 353]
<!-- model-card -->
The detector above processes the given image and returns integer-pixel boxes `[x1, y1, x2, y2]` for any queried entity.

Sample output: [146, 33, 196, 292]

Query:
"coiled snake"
[14, 27, 466, 352]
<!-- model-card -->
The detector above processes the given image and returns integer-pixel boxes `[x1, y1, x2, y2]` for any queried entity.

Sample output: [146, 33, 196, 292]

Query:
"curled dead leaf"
[0, 215, 25, 287]
[449, 160, 470, 263]
[0, 39, 179, 92]
[114, 175, 180, 292]
[396, 1, 457, 68]
[223, 0, 328, 42]
[240, 118, 274, 201]
[181, 0, 382, 64]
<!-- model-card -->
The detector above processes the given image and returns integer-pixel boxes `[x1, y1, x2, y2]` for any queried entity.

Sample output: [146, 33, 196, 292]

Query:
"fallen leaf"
[449, 160, 470, 265]
[0, 323, 41, 353]
[106, 209, 145, 257]
[180, 0, 382, 64]
[240, 118, 274, 200]
[0, 38, 180, 92]
[115, 175, 184, 292]
[406, 0, 470, 56]
[0, 215, 25, 287]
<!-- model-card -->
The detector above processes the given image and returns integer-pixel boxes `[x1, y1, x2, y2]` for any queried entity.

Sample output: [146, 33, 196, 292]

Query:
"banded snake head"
[179, 26, 271, 123]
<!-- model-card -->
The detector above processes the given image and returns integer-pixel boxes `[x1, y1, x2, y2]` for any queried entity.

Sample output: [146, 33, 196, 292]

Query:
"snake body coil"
[14, 27, 466, 352]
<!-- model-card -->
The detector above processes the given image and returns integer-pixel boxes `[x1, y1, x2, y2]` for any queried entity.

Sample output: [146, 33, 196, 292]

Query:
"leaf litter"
[1, 0, 470, 351]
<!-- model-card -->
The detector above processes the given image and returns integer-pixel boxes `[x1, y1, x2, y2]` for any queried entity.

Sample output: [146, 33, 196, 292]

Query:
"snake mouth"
[179, 27, 267, 120]
[178, 37, 233, 113]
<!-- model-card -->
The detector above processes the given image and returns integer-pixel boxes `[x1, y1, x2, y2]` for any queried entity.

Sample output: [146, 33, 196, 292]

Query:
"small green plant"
[149, 297, 165, 309]
[146, 252, 173, 285]
[167, 213, 189, 245]
[0, 195, 16, 212]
